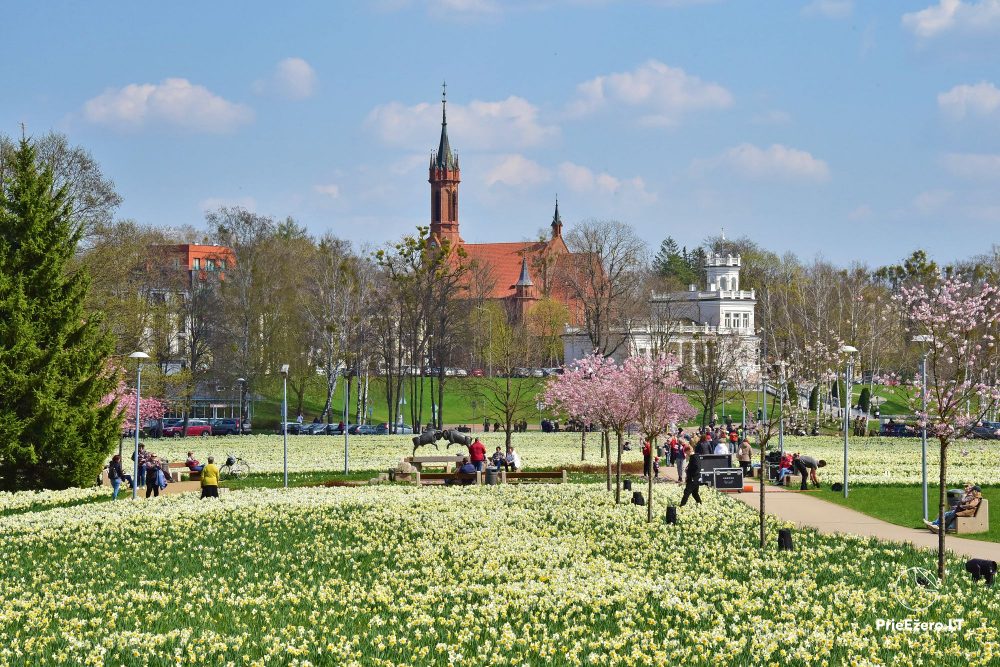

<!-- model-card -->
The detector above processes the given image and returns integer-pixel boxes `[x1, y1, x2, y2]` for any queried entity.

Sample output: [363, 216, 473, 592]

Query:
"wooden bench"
[501, 470, 567, 484]
[416, 471, 482, 485]
[956, 499, 989, 534]
[405, 455, 465, 472]
[167, 462, 201, 483]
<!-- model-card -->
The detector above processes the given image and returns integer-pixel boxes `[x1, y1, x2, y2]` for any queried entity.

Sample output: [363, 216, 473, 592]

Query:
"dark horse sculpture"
[410, 428, 473, 457]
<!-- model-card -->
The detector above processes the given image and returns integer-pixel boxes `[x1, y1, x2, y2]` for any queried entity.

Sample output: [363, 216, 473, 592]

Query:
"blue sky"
[3, 0, 1000, 265]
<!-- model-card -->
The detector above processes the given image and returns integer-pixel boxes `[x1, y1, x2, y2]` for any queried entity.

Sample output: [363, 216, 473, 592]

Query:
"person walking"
[737, 439, 753, 477]
[642, 441, 652, 477]
[674, 439, 686, 484]
[200, 456, 221, 499]
[107, 454, 133, 499]
[680, 444, 702, 506]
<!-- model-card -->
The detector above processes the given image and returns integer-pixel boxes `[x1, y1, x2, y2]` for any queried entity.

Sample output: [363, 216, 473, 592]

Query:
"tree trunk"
[938, 439, 948, 580]
[647, 440, 654, 523]
[604, 430, 611, 492]
[580, 429, 586, 462]
[759, 438, 766, 549]
[615, 431, 623, 504]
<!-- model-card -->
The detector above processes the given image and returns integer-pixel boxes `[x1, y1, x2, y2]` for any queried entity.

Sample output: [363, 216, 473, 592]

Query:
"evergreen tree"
[0, 138, 118, 490]
[652, 237, 680, 277]
[808, 385, 819, 411]
[858, 386, 871, 414]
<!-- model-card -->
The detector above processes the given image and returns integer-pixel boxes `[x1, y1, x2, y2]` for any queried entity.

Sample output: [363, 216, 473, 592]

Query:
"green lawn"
[814, 484, 1000, 543]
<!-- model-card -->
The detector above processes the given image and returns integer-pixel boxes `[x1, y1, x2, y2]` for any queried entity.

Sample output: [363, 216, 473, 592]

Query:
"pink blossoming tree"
[897, 277, 1000, 579]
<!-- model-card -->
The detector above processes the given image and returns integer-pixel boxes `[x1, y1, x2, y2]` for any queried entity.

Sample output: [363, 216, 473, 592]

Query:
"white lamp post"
[280, 365, 289, 489]
[128, 351, 149, 500]
[913, 334, 933, 520]
[841, 345, 858, 498]
[343, 366, 351, 474]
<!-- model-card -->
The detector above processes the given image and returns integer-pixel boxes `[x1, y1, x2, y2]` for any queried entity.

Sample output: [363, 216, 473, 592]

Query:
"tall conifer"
[0, 138, 118, 489]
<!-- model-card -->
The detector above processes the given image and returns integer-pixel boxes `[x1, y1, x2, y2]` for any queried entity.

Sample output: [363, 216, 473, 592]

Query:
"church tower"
[429, 83, 462, 244]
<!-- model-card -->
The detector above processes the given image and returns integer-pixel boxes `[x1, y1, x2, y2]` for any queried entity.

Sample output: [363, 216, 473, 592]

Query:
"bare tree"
[561, 219, 647, 357]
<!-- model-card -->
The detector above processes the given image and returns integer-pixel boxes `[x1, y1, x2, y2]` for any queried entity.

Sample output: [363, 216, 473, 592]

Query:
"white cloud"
[912, 189, 953, 214]
[938, 81, 1000, 119]
[366, 95, 558, 150]
[567, 60, 733, 126]
[485, 154, 551, 187]
[752, 110, 792, 125]
[848, 204, 873, 220]
[943, 152, 1000, 179]
[557, 162, 655, 202]
[199, 196, 256, 213]
[253, 57, 317, 100]
[83, 78, 253, 133]
[691, 143, 830, 182]
[314, 184, 341, 199]
[802, 0, 853, 19]
[903, 0, 1000, 38]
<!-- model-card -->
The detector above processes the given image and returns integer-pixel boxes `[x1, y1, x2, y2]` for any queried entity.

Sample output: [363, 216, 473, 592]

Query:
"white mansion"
[562, 253, 760, 374]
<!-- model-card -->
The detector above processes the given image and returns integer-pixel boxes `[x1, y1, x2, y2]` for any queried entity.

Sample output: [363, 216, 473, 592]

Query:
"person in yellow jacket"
[200, 456, 221, 499]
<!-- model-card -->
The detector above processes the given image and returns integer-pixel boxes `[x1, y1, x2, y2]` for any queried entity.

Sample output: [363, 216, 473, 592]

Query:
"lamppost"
[343, 365, 351, 474]
[236, 377, 246, 436]
[913, 334, 933, 520]
[280, 364, 289, 489]
[128, 351, 149, 500]
[841, 345, 858, 498]
[777, 361, 787, 457]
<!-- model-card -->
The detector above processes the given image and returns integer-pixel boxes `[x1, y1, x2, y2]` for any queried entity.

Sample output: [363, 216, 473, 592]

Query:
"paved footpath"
[734, 480, 1000, 561]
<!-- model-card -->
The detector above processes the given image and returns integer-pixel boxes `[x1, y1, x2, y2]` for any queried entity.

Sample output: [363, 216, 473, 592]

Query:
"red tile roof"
[462, 241, 548, 298]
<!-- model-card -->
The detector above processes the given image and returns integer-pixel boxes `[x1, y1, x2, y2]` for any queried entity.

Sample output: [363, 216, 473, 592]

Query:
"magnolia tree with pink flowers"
[625, 353, 695, 522]
[100, 366, 167, 437]
[543, 353, 620, 493]
[897, 277, 1000, 579]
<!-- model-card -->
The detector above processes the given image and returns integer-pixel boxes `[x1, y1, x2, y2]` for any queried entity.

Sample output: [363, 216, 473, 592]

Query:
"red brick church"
[427, 89, 579, 321]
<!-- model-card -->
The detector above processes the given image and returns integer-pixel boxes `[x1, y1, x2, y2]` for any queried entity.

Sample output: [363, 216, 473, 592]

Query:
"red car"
[162, 419, 213, 437]
[471, 368, 484, 377]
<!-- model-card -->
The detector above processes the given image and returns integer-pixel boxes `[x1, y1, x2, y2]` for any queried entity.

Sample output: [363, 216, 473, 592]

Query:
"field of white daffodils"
[139, 432, 1000, 485]
[1, 483, 998, 666]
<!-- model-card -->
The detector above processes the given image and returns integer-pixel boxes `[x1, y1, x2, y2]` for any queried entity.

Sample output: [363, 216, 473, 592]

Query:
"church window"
[433, 190, 441, 221]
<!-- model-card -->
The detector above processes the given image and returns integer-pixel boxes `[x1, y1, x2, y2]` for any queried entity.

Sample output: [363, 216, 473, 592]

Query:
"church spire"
[550, 195, 563, 239]
[433, 81, 457, 171]
[516, 256, 534, 287]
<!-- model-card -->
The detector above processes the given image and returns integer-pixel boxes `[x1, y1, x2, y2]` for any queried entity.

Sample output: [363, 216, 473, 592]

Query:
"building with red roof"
[428, 88, 579, 322]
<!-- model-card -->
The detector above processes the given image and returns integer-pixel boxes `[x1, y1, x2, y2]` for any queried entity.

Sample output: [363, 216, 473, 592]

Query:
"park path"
[734, 479, 1000, 561]
[653, 460, 1000, 560]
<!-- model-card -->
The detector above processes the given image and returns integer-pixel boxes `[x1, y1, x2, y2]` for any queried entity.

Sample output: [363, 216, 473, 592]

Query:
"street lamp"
[280, 364, 289, 489]
[128, 351, 149, 500]
[913, 334, 933, 520]
[343, 365, 351, 474]
[236, 378, 246, 436]
[841, 345, 858, 498]
[776, 361, 787, 457]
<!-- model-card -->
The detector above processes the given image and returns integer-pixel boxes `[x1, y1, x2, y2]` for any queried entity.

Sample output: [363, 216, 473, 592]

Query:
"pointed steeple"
[550, 195, 563, 238]
[516, 256, 534, 287]
[434, 81, 457, 171]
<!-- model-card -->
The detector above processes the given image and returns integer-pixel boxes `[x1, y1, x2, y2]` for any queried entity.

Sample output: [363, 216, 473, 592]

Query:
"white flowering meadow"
[0, 483, 997, 666]
[142, 433, 1000, 485]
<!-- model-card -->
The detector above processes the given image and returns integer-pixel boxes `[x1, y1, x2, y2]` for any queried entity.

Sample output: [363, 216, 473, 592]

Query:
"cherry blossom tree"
[100, 364, 167, 437]
[626, 353, 695, 522]
[897, 277, 1000, 579]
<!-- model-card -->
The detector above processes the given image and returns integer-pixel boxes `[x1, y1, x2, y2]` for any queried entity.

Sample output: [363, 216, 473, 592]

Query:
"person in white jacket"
[505, 446, 522, 471]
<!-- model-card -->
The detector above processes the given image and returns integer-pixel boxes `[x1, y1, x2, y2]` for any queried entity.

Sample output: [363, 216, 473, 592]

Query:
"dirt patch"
[562, 461, 645, 475]
[315, 480, 368, 487]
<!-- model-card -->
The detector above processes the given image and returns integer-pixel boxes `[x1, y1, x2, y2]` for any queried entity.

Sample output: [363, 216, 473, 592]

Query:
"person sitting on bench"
[185, 451, 205, 473]
[505, 446, 521, 472]
[925, 484, 982, 533]
[775, 453, 794, 486]
[491, 446, 507, 471]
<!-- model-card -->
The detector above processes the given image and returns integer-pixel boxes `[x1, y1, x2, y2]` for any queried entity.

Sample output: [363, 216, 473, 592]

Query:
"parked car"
[471, 368, 484, 377]
[146, 418, 182, 438]
[301, 422, 328, 435]
[512, 368, 531, 378]
[209, 418, 251, 436]
[276, 422, 307, 435]
[348, 424, 378, 435]
[542, 367, 564, 376]
[321, 423, 346, 435]
[453, 368, 468, 377]
[530, 368, 545, 378]
[162, 419, 212, 437]
[971, 421, 1000, 439]
[375, 423, 414, 435]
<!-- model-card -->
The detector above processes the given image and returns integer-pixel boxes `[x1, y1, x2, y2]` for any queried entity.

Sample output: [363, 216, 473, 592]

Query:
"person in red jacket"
[642, 441, 652, 477]
[468, 437, 487, 472]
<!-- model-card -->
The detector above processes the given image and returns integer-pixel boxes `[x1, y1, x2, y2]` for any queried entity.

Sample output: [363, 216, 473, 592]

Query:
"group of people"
[774, 452, 827, 490]
[106, 446, 221, 500]
[447, 440, 523, 485]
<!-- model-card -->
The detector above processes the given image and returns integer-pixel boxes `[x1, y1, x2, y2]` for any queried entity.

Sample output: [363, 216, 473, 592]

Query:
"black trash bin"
[485, 468, 498, 486]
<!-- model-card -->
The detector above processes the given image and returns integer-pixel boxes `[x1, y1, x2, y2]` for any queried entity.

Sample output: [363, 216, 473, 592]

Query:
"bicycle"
[219, 454, 250, 480]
